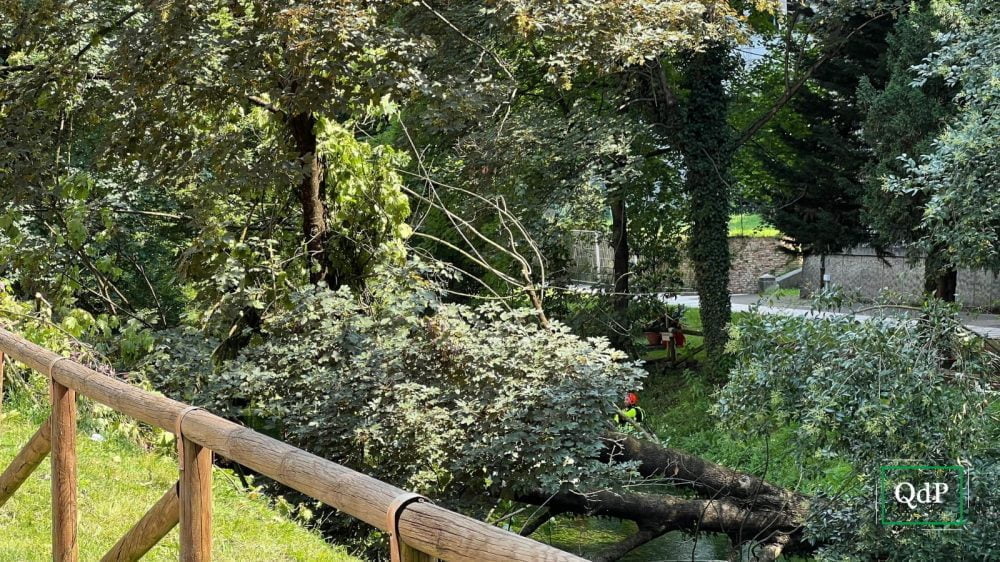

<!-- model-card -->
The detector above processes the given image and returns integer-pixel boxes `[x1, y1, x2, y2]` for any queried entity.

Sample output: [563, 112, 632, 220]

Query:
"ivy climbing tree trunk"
[287, 112, 340, 290]
[680, 44, 734, 370]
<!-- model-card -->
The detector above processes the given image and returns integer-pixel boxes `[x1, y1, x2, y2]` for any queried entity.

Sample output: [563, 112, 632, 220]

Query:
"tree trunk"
[516, 488, 800, 544]
[611, 193, 629, 349]
[925, 248, 957, 302]
[935, 267, 957, 302]
[819, 253, 827, 289]
[610, 194, 630, 313]
[287, 112, 339, 290]
[680, 44, 734, 372]
[602, 433, 806, 512]
[510, 433, 811, 561]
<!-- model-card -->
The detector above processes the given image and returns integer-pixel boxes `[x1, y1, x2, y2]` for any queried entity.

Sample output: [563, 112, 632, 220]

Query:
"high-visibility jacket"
[615, 406, 646, 426]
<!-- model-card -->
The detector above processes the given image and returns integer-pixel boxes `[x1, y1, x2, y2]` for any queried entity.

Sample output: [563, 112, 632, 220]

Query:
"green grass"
[728, 213, 781, 237]
[640, 307, 849, 491]
[0, 400, 358, 562]
[759, 287, 801, 299]
[526, 307, 833, 559]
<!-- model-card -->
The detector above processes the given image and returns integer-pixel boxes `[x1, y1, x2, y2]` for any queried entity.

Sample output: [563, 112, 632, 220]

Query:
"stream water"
[533, 518, 736, 561]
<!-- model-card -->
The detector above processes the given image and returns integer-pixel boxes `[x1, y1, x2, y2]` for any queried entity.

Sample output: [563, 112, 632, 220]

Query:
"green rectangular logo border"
[878, 465, 966, 527]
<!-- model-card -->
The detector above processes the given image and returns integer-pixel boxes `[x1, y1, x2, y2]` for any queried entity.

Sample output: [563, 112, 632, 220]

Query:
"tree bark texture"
[513, 432, 810, 561]
[287, 112, 339, 290]
[611, 195, 630, 312]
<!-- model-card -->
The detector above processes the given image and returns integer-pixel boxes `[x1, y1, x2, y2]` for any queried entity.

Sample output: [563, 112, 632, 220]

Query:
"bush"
[716, 298, 999, 560]
[145, 268, 646, 505]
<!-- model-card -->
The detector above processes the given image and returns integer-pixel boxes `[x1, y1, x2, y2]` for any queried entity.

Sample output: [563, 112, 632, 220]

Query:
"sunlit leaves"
[718, 298, 999, 559]
[495, 0, 746, 86]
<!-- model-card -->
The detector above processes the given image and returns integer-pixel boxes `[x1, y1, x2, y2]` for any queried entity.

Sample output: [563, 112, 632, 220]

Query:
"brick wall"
[801, 246, 1000, 308]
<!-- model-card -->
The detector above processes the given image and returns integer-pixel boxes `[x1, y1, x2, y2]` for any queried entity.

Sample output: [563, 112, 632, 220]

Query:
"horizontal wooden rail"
[0, 327, 583, 561]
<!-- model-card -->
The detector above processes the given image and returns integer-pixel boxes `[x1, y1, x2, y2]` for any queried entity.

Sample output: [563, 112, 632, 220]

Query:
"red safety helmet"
[625, 392, 639, 406]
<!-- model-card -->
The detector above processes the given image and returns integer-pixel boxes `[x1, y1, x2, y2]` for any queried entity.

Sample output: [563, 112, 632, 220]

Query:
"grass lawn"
[770, 287, 801, 299]
[728, 213, 781, 238]
[0, 400, 358, 562]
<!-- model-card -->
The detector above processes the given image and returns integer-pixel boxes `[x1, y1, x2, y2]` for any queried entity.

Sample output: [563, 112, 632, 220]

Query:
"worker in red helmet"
[615, 392, 646, 429]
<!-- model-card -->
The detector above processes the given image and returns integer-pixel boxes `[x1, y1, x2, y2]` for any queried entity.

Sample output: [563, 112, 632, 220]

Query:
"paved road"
[660, 294, 1000, 340]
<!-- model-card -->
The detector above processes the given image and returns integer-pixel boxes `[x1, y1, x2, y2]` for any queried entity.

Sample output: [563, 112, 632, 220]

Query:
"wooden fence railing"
[0, 327, 585, 562]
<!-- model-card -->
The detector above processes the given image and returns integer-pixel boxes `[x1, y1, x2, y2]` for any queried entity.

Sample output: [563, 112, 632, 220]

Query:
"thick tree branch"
[247, 95, 285, 117]
[508, 434, 812, 560]
[591, 521, 670, 562]
[73, 7, 142, 62]
[0, 64, 36, 73]
[755, 532, 792, 562]
[517, 488, 799, 538]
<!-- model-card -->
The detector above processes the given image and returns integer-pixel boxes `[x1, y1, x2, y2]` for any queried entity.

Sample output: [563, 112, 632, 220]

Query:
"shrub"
[717, 298, 999, 560]
[145, 268, 646, 506]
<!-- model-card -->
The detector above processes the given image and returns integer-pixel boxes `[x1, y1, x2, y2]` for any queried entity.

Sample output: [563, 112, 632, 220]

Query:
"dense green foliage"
[3, 1, 1000, 560]
[719, 298, 999, 559]
[859, 5, 953, 249]
[679, 44, 736, 367]
[887, 1, 1000, 273]
[732, 5, 897, 262]
[145, 264, 644, 504]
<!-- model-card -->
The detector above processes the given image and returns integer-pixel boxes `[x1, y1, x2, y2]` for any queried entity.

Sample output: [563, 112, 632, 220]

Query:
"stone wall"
[801, 246, 1000, 308]
[680, 236, 800, 294]
[568, 231, 799, 294]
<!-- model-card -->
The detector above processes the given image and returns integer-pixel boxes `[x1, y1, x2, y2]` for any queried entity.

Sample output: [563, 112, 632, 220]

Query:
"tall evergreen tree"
[735, 9, 896, 288]
[858, 5, 957, 299]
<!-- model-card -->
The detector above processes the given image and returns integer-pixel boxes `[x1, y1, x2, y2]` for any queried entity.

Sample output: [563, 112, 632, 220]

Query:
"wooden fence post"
[180, 436, 212, 561]
[51, 380, 78, 561]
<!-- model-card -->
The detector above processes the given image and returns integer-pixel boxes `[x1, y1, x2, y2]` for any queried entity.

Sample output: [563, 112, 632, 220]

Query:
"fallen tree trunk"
[603, 432, 808, 515]
[508, 433, 811, 561]
[517, 488, 799, 537]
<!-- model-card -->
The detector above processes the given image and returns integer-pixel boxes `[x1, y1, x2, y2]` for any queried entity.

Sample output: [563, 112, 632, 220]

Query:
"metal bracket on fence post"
[387, 492, 430, 562]
[175, 406, 204, 471]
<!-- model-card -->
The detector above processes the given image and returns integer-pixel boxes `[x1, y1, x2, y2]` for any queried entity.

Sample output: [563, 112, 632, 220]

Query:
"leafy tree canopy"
[887, 1, 1000, 273]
